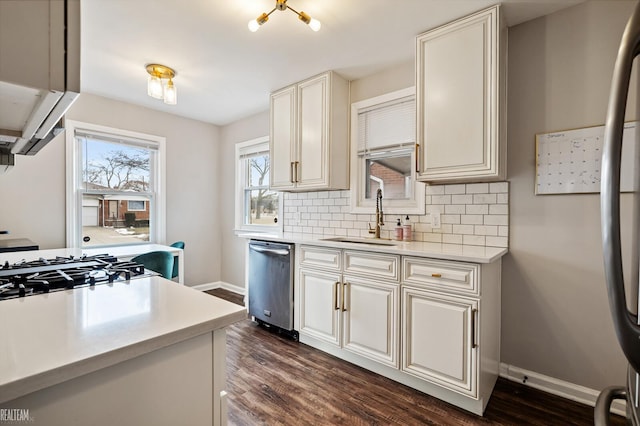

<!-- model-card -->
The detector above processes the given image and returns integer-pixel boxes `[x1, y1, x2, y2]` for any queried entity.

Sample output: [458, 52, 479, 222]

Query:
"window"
[350, 87, 425, 214]
[66, 120, 166, 248]
[235, 136, 282, 232]
[127, 200, 146, 211]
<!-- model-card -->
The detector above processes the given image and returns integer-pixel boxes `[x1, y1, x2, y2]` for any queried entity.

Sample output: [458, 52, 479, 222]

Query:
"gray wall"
[219, 110, 270, 290]
[0, 93, 222, 286]
[503, 0, 635, 390]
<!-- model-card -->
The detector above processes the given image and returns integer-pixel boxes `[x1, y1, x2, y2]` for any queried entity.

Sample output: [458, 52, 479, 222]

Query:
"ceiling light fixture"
[248, 0, 321, 32]
[145, 64, 177, 105]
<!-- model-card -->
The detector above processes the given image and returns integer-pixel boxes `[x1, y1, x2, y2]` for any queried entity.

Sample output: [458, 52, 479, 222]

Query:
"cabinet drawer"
[344, 251, 400, 282]
[402, 257, 479, 296]
[299, 245, 341, 271]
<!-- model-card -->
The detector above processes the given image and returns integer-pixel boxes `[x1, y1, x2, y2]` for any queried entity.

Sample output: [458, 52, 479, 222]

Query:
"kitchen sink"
[320, 237, 397, 246]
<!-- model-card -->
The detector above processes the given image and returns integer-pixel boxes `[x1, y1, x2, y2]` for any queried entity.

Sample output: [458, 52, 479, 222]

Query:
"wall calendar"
[535, 121, 637, 195]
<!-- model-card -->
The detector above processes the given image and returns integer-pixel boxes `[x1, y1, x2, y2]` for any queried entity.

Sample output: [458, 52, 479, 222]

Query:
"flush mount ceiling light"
[145, 64, 177, 105]
[248, 0, 321, 32]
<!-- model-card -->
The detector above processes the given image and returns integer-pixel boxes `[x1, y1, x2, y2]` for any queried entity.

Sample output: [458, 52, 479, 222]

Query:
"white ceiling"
[80, 0, 584, 126]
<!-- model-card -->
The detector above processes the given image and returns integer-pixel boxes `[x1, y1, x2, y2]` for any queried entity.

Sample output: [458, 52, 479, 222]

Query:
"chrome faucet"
[368, 188, 384, 238]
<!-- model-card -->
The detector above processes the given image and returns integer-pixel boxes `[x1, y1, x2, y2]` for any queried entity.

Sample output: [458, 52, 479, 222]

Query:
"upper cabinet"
[270, 71, 350, 191]
[0, 0, 80, 93]
[416, 5, 506, 183]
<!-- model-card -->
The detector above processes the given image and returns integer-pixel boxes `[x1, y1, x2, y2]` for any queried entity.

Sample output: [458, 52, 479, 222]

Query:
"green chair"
[131, 251, 174, 280]
[169, 241, 185, 279]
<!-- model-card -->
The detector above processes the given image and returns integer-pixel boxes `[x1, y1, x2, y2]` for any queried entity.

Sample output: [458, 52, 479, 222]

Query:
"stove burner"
[0, 254, 150, 301]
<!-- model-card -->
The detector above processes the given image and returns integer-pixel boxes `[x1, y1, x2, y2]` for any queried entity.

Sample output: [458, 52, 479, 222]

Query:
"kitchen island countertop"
[0, 276, 246, 404]
[237, 231, 507, 263]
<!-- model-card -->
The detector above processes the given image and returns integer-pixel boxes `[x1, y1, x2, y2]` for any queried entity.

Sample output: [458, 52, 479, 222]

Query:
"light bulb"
[248, 19, 260, 32]
[308, 18, 321, 32]
[298, 12, 321, 32]
[163, 79, 177, 105]
[248, 13, 269, 32]
[147, 75, 163, 99]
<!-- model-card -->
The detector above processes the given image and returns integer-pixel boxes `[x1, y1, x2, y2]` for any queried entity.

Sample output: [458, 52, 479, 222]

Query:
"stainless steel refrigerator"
[599, 1, 640, 424]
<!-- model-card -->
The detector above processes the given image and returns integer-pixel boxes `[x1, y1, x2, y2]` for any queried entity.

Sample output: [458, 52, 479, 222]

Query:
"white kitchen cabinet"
[0, 0, 80, 93]
[298, 268, 342, 346]
[342, 276, 398, 367]
[402, 287, 478, 396]
[401, 255, 501, 413]
[415, 5, 506, 182]
[269, 71, 350, 191]
[298, 246, 400, 367]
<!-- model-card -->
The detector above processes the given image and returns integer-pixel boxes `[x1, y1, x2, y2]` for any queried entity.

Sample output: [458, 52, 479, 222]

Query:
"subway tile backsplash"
[283, 182, 509, 248]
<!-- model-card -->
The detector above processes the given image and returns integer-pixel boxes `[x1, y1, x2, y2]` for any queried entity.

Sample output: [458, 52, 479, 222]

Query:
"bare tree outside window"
[85, 148, 150, 191]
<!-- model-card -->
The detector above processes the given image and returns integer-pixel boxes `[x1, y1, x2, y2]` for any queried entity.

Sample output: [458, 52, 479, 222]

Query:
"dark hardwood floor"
[206, 288, 625, 425]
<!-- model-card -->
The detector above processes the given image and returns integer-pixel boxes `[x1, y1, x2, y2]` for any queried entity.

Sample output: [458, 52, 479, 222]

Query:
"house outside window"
[235, 136, 282, 233]
[66, 120, 166, 248]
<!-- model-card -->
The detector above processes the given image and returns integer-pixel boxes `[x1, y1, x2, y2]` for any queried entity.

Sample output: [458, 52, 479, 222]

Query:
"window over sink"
[65, 120, 166, 248]
[235, 136, 282, 233]
[350, 87, 425, 214]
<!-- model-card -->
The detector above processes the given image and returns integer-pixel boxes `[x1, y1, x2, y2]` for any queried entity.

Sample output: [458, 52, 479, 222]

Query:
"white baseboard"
[500, 363, 626, 417]
[191, 281, 246, 295]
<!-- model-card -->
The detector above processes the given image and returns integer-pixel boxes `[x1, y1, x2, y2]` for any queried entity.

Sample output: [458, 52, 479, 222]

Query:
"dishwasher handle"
[249, 244, 290, 256]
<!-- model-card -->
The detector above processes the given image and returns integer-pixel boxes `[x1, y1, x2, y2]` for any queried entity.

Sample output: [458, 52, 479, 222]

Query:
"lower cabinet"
[342, 276, 398, 367]
[402, 287, 478, 396]
[297, 247, 400, 368]
[296, 245, 501, 416]
[299, 268, 341, 346]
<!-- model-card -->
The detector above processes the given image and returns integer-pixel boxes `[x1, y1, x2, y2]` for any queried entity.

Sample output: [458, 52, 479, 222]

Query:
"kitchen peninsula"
[0, 276, 246, 426]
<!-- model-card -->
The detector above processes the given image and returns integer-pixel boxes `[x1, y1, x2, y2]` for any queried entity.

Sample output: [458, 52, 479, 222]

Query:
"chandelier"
[248, 0, 321, 32]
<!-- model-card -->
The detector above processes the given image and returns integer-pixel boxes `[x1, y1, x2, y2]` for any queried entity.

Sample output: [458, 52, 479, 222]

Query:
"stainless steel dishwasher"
[248, 240, 298, 340]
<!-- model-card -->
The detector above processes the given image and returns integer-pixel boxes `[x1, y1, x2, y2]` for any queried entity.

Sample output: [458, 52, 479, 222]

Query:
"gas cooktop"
[0, 254, 150, 300]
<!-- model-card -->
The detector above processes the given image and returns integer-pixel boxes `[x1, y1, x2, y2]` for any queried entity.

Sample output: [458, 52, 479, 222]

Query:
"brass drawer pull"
[431, 273, 442, 278]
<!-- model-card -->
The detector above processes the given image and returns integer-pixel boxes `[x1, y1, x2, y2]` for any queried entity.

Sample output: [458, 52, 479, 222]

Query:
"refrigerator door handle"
[602, 0, 640, 374]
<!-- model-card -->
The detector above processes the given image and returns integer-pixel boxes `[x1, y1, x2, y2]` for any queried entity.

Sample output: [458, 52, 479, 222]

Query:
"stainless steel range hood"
[0, 0, 80, 171]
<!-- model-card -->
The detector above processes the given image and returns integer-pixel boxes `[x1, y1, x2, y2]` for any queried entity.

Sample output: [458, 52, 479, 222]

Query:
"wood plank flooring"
[206, 288, 626, 425]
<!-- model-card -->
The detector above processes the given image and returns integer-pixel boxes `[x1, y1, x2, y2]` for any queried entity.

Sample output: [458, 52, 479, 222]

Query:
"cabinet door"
[402, 287, 478, 396]
[343, 276, 398, 368]
[296, 74, 328, 189]
[416, 5, 503, 182]
[270, 85, 297, 190]
[299, 268, 342, 346]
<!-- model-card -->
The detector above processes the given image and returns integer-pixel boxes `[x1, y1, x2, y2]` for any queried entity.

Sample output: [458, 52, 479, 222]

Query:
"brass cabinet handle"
[471, 308, 478, 349]
[415, 143, 420, 173]
[295, 161, 300, 183]
[334, 281, 340, 310]
[431, 273, 442, 278]
[290, 162, 295, 183]
[341, 282, 348, 312]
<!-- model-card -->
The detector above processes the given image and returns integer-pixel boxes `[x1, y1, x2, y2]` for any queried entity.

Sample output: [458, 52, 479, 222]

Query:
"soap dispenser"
[395, 218, 403, 241]
[403, 215, 412, 241]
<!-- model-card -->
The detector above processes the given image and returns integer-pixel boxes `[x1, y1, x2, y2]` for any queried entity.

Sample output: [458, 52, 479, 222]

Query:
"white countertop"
[238, 232, 507, 263]
[0, 243, 180, 264]
[0, 276, 246, 403]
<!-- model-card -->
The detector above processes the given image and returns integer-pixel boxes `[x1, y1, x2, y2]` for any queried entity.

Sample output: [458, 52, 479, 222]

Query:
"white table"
[0, 243, 185, 284]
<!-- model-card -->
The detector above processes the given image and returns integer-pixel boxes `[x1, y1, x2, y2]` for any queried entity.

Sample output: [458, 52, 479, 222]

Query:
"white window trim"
[234, 136, 283, 234]
[65, 120, 166, 248]
[350, 87, 425, 215]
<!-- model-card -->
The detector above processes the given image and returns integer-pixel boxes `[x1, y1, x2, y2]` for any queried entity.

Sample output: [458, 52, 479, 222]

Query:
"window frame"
[350, 87, 425, 215]
[234, 136, 283, 234]
[65, 120, 166, 248]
